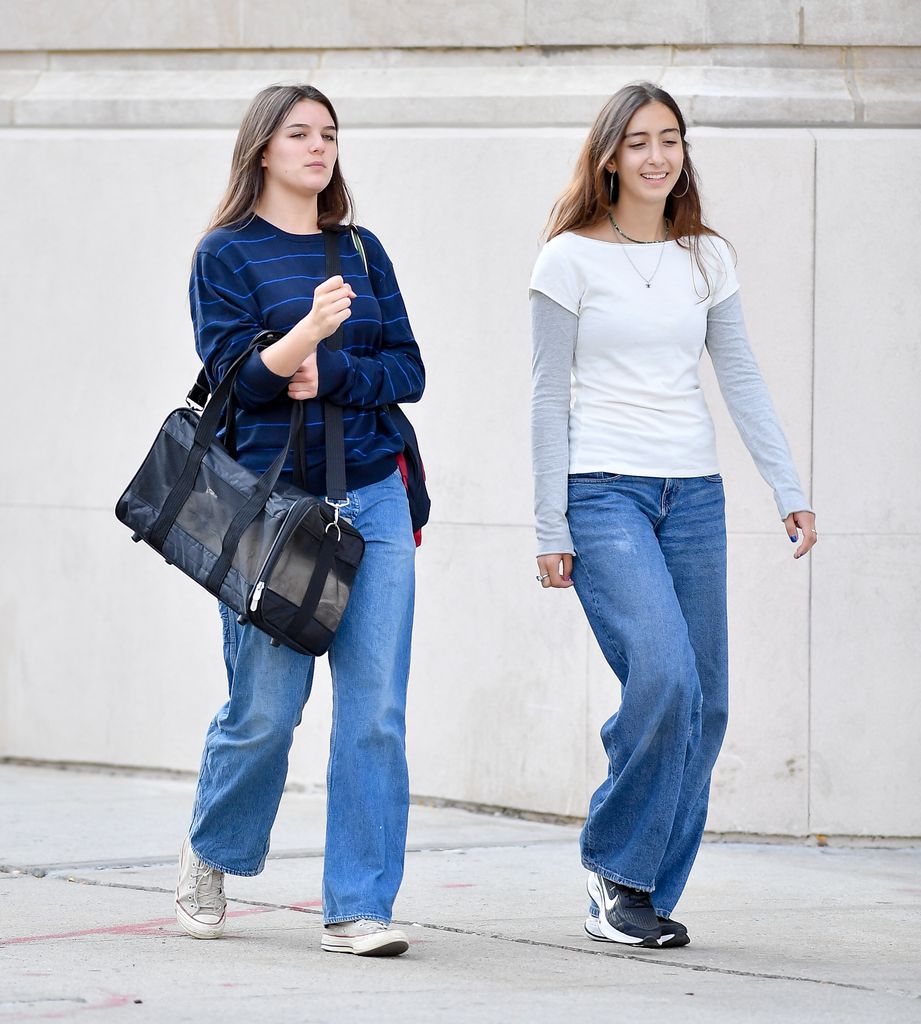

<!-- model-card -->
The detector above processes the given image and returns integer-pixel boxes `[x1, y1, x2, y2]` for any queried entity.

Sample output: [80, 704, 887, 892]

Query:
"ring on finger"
[536, 573, 550, 583]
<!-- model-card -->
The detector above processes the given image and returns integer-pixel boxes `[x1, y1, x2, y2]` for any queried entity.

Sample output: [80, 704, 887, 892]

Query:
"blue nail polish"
[789, 535, 797, 542]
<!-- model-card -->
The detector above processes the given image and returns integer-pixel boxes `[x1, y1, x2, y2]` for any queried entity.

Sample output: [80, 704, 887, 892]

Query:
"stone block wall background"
[1, 1, 919, 837]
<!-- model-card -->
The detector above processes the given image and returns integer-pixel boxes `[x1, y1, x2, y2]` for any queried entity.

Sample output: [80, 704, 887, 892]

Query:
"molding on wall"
[0, 55, 917, 129]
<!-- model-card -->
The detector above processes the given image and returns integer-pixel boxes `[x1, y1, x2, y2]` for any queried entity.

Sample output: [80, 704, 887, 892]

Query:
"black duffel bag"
[115, 232, 364, 657]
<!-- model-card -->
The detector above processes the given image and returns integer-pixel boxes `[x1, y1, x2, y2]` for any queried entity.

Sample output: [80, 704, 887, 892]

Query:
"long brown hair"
[545, 82, 730, 294]
[207, 84, 354, 233]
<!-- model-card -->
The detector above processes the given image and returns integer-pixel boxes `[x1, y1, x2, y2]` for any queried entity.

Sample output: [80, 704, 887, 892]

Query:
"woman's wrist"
[259, 317, 321, 377]
[288, 313, 322, 352]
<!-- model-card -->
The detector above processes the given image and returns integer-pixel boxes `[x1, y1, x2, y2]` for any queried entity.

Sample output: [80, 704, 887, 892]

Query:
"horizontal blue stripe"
[214, 234, 276, 258]
[237, 425, 382, 443]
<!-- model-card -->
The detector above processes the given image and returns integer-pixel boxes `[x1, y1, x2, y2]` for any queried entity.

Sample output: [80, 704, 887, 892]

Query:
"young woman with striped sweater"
[175, 84, 423, 958]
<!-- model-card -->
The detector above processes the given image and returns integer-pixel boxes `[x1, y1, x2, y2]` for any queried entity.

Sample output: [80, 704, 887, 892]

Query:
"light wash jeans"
[567, 473, 729, 919]
[188, 469, 416, 926]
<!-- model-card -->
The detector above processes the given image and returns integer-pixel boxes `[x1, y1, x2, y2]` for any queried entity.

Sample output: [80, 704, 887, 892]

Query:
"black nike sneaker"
[584, 911, 690, 948]
[587, 872, 662, 947]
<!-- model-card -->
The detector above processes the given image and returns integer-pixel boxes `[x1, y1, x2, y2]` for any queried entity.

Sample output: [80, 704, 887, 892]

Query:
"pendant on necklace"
[645, 282, 650, 288]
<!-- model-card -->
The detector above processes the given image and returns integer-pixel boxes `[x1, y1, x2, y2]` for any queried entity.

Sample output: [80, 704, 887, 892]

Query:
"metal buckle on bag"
[324, 497, 348, 541]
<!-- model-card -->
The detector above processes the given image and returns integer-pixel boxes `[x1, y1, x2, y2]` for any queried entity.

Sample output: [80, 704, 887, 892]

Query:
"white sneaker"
[584, 911, 690, 948]
[321, 919, 409, 957]
[584, 914, 607, 940]
[175, 836, 226, 939]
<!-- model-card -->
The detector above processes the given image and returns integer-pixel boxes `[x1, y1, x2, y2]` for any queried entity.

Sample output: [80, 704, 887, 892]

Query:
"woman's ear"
[605, 158, 617, 175]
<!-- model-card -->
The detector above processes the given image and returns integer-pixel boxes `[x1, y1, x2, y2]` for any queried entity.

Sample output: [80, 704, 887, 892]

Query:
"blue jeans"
[188, 469, 416, 925]
[567, 473, 728, 919]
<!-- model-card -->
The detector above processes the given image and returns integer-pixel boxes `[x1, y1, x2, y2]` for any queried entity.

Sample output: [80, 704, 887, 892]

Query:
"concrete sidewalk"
[1, 764, 919, 1023]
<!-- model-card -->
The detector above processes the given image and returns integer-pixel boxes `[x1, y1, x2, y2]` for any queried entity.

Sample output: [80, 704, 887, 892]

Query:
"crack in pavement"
[0, 837, 576, 877]
[8, 872, 919, 1001]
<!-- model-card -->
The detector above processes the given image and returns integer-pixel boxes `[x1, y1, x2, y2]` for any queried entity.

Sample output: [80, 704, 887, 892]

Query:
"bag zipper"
[248, 497, 316, 616]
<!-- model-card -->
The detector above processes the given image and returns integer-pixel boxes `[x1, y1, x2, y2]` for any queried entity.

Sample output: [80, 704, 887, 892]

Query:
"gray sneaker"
[175, 836, 226, 939]
[321, 919, 409, 957]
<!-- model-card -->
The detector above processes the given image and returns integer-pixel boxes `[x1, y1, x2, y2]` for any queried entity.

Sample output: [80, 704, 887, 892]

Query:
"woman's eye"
[630, 143, 645, 149]
[323, 134, 336, 142]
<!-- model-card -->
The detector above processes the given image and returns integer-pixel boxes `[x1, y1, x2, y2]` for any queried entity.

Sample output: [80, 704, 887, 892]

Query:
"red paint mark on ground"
[0, 906, 273, 946]
[0, 900, 323, 948]
[439, 883, 476, 888]
[12, 992, 137, 1021]
[90, 994, 135, 1013]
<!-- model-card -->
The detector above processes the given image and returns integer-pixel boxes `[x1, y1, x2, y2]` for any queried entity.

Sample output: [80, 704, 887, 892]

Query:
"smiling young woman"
[174, 84, 424, 958]
[530, 82, 816, 948]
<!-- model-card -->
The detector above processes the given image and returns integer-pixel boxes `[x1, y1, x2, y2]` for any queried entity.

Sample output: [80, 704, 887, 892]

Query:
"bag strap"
[289, 517, 341, 639]
[203, 399, 303, 595]
[151, 345, 250, 550]
[350, 227, 368, 274]
[321, 230, 349, 504]
[187, 330, 283, 461]
[150, 337, 299, 564]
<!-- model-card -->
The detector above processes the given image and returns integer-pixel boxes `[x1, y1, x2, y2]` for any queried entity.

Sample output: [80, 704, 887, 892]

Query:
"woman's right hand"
[259, 275, 358, 379]
[536, 554, 574, 589]
[306, 275, 356, 341]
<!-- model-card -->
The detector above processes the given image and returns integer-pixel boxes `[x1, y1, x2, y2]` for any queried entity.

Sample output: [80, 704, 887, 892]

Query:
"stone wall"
[1, 1, 919, 837]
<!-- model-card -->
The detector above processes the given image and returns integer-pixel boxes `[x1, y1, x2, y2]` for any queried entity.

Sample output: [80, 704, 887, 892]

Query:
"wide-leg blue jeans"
[188, 469, 416, 925]
[567, 473, 729, 919]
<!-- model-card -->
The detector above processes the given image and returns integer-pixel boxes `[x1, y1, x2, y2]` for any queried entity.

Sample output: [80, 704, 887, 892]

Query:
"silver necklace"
[608, 213, 670, 289]
[608, 211, 668, 245]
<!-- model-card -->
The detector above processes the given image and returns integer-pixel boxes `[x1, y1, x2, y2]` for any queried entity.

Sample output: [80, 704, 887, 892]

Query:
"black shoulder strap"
[321, 230, 349, 503]
[188, 330, 284, 464]
[187, 370, 210, 409]
[150, 339, 299, 556]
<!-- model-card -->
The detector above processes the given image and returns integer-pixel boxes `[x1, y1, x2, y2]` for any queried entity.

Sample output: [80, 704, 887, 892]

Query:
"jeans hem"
[324, 913, 390, 927]
[654, 905, 673, 918]
[190, 843, 264, 878]
[582, 857, 654, 893]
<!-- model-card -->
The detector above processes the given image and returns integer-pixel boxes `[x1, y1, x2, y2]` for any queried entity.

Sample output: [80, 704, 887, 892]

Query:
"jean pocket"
[703, 473, 723, 483]
[568, 472, 624, 482]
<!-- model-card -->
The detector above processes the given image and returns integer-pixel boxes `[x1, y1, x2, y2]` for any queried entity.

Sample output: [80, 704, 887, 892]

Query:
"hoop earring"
[672, 167, 690, 198]
[608, 170, 617, 204]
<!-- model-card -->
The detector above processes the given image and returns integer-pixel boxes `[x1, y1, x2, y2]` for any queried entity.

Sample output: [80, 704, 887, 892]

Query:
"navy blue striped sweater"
[190, 215, 425, 495]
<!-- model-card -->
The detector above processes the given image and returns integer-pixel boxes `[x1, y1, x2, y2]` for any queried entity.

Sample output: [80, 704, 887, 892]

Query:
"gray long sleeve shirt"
[530, 290, 811, 555]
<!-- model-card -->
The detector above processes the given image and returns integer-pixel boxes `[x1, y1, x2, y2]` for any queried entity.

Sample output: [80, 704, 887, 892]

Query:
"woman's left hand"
[288, 352, 319, 400]
[783, 510, 817, 560]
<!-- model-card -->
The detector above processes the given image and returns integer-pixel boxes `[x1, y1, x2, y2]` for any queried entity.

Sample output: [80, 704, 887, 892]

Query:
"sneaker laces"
[190, 861, 224, 914]
[349, 919, 386, 934]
